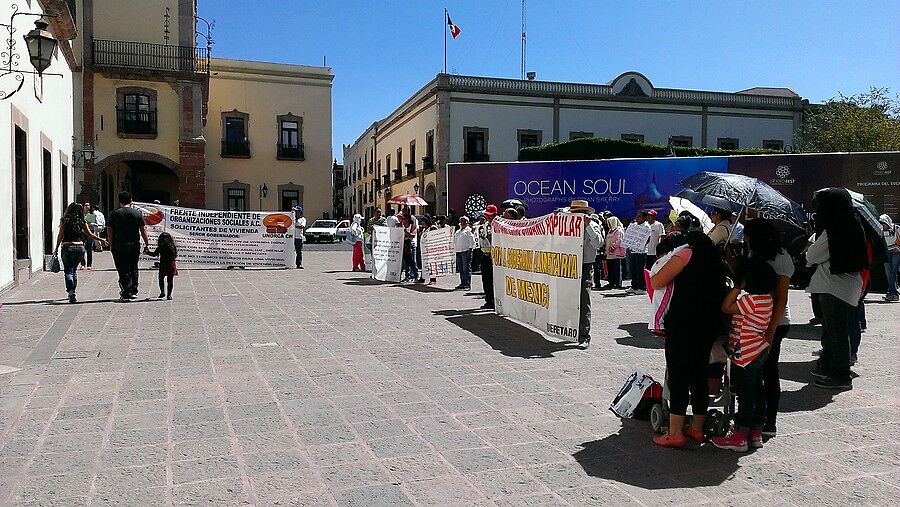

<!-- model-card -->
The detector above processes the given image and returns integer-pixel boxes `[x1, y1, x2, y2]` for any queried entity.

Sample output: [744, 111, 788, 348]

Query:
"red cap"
[484, 204, 499, 217]
[647, 209, 658, 216]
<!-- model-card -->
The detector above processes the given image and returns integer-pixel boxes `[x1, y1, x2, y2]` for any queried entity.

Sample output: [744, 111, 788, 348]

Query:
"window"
[14, 127, 28, 259]
[277, 114, 303, 160]
[396, 147, 402, 173]
[717, 138, 739, 150]
[116, 87, 158, 137]
[670, 136, 693, 147]
[464, 127, 489, 162]
[517, 129, 542, 151]
[60, 163, 68, 214]
[222, 111, 250, 157]
[281, 189, 300, 210]
[223, 181, 250, 211]
[424, 130, 435, 170]
[763, 139, 784, 151]
[620, 133, 645, 143]
[570, 131, 594, 140]
[42, 149, 52, 255]
[408, 140, 416, 175]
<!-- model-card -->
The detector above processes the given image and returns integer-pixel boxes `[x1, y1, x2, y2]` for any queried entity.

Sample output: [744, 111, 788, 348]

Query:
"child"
[712, 257, 777, 452]
[146, 232, 178, 300]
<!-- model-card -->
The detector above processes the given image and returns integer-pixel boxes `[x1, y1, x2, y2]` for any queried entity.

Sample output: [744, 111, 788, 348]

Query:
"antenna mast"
[520, 0, 526, 79]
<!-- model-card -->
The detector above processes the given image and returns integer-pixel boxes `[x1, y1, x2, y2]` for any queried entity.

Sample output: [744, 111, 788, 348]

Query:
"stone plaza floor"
[0, 247, 898, 506]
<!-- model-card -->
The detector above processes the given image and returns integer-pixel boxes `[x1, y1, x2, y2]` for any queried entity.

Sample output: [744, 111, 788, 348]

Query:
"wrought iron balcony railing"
[116, 108, 157, 136]
[382, 174, 390, 186]
[277, 143, 304, 160]
[405, 163, 416, 176]
[464, 153, 490, 162]
[221, 139, 250, 158]
[393, 169, 402, 182]
[422, 156, 434, 170]
[92, 39, 209, 75]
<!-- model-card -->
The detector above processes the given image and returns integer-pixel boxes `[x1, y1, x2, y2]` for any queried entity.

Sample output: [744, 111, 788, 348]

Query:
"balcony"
[92, 39, 209, 76]
[405, 163, 416, 177]
[221, 139, 251, 158]
[393, 169, 402, 182]
[464, 153, 490, 162]
[116, 108, 157, 137]
[382, 174, 390, 187]
[277, 143, 304, 160]
[422, 156, 434, 171]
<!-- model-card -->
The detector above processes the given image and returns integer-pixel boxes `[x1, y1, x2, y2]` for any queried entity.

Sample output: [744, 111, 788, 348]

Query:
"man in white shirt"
[293, 206, 307, 268]
[645, 210, 667, 268]
[385, 208, 400, 227]
[625, 211, 651, 294]
[454, 216, 476, 290]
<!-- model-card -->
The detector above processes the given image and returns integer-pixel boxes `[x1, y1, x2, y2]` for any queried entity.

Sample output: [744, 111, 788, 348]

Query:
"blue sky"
[199, 1, 900, 162]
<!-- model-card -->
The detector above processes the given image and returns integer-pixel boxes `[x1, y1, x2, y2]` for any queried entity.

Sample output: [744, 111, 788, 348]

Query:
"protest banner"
[420, 227, 456, 279]
[622, 223, 651, 252]
[134, 202, 295, 268]
[490, 212, 585, 340]
[372, 225, 405, 282]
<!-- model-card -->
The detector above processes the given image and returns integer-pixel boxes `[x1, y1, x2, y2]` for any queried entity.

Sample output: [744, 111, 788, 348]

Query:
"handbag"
[50, 256, 61, 273]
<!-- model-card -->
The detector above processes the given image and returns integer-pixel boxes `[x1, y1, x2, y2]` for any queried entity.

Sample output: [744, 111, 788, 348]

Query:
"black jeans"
[665, 327, 714, 416]
[628, 252, 647, 289]
[579, 263, 592, 340]
[481, 251, 494, 308]
[816, 293, 853, 381]
[294, 238, 303, 267]
[764, 324, 790, 430]
[607, 258, 623, 288]
[592, 254, 603, 288]
[733, 352, 768, 431]
[112, 249, 140, 297]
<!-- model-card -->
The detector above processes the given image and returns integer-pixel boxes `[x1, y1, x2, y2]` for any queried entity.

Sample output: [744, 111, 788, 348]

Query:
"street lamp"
[24, 18, 57, 74]
[414, 183, 420, 195]
[259, 183, 268, 211]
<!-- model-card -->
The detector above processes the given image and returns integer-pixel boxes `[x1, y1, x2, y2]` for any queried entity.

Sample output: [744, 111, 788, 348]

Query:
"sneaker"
[814, 376, 852, 390]
[68, 293, 77, 304]
[748, 429, 763, 449]
[711, 429, 748, 452]
[810, 368, 830, 379]
[684, 427, 705, 443]
[883, 294, 899, 302]
[761, 426, 777, 438]
[297, 265, 304, 269]
[812, 349, 823, 357]
[632, 289, 647, 295]
[87, 266, 93, 271]
[166, 295, 173, 301]
[652, 433, 685, 448]
[158, 293, 165, 299]
[578, 337, 591, 349]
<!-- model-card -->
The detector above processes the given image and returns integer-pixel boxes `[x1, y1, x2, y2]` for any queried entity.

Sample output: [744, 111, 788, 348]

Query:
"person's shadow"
[433, 308, 582, 359]
[777, 359, 840, 412]
[339, 277, 383, 286]
[615, 323, 664, 350]
[574, 419, 741, 489]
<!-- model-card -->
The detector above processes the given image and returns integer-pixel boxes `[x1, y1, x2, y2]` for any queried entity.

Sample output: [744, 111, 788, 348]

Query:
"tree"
[800, 87, 900, 152]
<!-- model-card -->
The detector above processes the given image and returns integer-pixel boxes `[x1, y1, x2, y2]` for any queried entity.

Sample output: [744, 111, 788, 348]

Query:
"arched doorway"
[94, 152, 180, 215]
[424, 183, 437, 216]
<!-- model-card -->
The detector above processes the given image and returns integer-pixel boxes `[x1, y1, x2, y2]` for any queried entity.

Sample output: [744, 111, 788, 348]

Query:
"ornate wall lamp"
[1, 4, 64, 100]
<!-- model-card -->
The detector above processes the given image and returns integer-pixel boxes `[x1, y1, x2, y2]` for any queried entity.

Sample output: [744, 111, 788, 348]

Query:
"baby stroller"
[649, 341, 736, 438]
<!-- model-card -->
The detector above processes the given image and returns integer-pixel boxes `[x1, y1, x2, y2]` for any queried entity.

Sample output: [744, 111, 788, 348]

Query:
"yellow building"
[72, 0, 334, 218]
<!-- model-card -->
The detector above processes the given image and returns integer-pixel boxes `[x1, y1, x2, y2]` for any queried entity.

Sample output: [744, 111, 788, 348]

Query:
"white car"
[304, 220, 339, 243]
[335, 220, 351, 241]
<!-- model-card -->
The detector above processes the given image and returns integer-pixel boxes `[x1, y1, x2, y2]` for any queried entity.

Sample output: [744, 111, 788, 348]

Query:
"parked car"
[335, 220, 351, 240]
[304, 220, 339, 243]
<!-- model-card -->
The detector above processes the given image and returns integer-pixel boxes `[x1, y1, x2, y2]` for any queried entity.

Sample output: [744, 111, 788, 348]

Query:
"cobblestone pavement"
[1, 249, 898, 506]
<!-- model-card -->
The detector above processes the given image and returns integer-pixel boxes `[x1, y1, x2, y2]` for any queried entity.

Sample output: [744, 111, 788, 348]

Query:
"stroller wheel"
[650, 404, 667, 434]
[705, 409, 726, 437]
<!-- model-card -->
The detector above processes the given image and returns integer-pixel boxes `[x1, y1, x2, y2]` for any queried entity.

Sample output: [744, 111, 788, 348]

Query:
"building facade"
[332, 160, 345, 219]
[343, 72, 806, 217]
[72, 0, 334, 219]
[1, 0, 77, 292]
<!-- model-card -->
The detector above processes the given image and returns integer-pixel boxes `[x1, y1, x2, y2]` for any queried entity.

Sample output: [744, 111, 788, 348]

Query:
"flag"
[447, 14, 461, 39]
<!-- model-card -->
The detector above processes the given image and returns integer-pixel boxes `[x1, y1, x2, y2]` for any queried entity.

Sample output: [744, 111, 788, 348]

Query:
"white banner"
[134, 202, 295, 268]
[421, 228, 456, 279]
[372, 225, 405, 282]
[623, 223, 651, 252]
[491, 212, 585, 340]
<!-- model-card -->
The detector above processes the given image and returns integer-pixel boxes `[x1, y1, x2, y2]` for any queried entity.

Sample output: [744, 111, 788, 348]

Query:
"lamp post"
[1, 6, 64, 100]
[259, 183, 268, 211]
[414, 183, 420, 195]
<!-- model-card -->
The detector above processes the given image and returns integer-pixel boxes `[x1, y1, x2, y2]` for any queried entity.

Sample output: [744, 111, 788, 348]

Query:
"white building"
[1, 1, 77, 292]
[343, 71, 806, 217]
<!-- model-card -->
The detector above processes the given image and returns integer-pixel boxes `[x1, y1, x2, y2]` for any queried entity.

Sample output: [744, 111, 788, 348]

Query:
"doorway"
[14, 127, 29, 260]
[43, 149, 53, 254]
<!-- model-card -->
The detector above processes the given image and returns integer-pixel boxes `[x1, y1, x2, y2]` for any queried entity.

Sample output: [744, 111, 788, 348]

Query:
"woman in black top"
[54, 202, 106, 303]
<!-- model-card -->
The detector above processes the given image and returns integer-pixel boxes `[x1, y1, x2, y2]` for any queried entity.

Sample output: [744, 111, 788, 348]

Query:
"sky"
[199, 0, 900, 162]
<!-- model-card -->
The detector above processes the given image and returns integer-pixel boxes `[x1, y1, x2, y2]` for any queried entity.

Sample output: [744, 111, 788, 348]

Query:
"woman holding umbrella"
[806, 188, 867, 390]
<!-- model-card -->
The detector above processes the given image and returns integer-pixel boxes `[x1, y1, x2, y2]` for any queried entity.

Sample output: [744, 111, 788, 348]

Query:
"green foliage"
[518, 137, 777, 162]
[800, 87, 900, 153]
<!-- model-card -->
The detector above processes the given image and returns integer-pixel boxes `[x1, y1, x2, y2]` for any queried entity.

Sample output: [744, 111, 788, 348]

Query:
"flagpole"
[443, 8, 447, 74]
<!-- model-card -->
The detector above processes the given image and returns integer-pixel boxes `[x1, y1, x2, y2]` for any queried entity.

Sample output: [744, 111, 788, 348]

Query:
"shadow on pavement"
[340, 277, 383, 286]
[398, 283, 454, 293]
[784, 323, 821, 341]
[433, 308, 581, 359]
[777, 359, 839, 412]
[615, 323, 664, 350]
[3, 298, 121, 306]
[574, 419, 741, 489]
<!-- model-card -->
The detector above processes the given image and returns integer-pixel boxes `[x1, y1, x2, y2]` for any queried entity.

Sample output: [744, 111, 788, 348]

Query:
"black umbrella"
[678, 172, 807, 229]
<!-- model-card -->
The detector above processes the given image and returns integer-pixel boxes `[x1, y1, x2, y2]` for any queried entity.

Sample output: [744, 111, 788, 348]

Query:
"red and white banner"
[490, 212, 585, 340]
